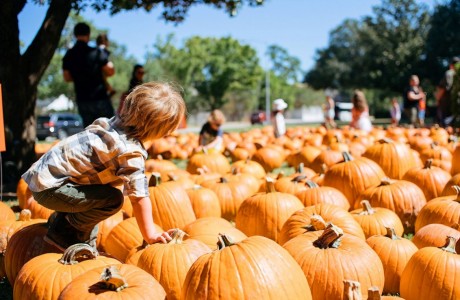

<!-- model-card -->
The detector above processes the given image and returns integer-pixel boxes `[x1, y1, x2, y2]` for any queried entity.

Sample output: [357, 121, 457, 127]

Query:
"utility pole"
[265, 69, 270, 125]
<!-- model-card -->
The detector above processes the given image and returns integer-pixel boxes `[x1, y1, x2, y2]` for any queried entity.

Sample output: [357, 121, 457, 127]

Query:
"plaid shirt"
[22, 117, 149, 198]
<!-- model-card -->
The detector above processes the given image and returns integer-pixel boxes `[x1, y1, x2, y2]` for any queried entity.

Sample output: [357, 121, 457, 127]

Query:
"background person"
[390, 97, 401, 126]
[436, 56, 459, 127]
[323, 95, 336, 128]
[350, 90, 372, 132]
[403, 75, 424, 126]
[197, 109, 226, 152]
[63, 22, 115, 127]
[272, 98, 288, 138]
[118, 64, 145, 115]
[22, 82, 186, 251]
[96, 33, 116, 98]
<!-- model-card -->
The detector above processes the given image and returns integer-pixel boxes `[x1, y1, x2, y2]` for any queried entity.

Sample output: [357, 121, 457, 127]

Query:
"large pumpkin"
[137, 229, 211, 300]
[362, 138, 418, 179]
[235, 177, 304, 243]
[185, 185, 221, 218]
[13, 244, 119, 300]
[295, 180, 350, 210]
[283, 224, 384, 300]
[358, 178, 426, 234]
[58, 264, 166, 299]
[182, 234, 313, 299]
[0, 201, 15, 222]
[350, 200, 404, 239]
[182, 217, 247, 250]
[323, 152, 386, 208]
[4, 222, 59, 285]
[400, 236, 460, 300]
[412, 223, 460, 249]
[186, 151, 231, 175]
[402, 159, 451, 201]
[251, 145, 286, 172]
[366, 228, 418, 294]
[279, 203, 365, 245]
[148, 173, 196, 230]
[414, 186, 460, 232]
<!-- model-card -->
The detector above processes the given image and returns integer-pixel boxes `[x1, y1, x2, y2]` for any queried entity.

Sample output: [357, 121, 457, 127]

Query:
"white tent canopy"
[45, 94, 74, 112]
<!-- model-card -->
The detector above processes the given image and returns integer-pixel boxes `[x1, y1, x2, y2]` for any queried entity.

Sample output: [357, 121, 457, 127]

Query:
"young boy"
[22, 81, 186, 251]
[197, 109, 226, 152]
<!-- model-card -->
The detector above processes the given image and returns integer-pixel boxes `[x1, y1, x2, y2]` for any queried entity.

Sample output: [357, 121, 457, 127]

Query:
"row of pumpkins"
[1, 124, 459, 299]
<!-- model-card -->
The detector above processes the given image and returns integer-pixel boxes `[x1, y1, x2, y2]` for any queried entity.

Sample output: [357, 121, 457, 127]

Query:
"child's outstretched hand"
[149, 228, 176, 244]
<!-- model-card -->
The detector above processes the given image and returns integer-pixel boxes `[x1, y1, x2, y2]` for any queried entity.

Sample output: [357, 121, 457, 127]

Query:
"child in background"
[350, 90, 373, 132]
[272, 98, 288, 138]
[323, 96, 336, 128]
[418, 94, 426, 127]
[96, 33, 116, 97]
[22, 82, 186, 251]
[197, 109, 226, 152]
[390, 97, 401, 126]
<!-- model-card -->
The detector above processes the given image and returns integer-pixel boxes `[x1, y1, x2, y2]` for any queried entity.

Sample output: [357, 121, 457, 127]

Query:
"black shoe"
[44, 212, 98, 252]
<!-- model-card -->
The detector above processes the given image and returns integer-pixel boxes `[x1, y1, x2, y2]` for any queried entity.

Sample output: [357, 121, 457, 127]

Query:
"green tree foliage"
[147, 35, 264, 111]
[305, 0, 430, 93]
[424, 0, 460, 83]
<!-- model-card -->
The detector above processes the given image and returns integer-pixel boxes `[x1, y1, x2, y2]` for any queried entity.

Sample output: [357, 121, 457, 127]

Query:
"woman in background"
[350, 90, 372, 132]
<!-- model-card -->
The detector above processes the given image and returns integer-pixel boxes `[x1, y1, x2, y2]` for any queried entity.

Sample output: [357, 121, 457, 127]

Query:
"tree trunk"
[0, 0, 71, 192]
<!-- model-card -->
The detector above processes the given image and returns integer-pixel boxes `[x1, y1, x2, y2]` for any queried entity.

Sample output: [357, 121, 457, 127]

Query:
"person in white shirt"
[272, 98, 288, 138]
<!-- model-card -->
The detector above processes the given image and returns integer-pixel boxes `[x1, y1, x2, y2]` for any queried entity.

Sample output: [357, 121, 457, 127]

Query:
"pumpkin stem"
[265, 176, 277, 193]
[385, 227, 400, 240]
[305, 180, 319, 189]
[379, 177, 392, 186]
[343, 280, 362, 300]
[303, 214, 327, 231]
[378, 138, 393, 144]
[276, 171, 285, 179]
[148, 173, 162, 187]
[313, 223, 343, 249]
[291, 175, 307, 183]
[424, 159, 433, 169]
[451, 186, 460, 201]
[18, 209, 32, 221]
[219, 177, 228, 184]
[99, 266, 128, 292]
[231, 167, 238, 175]
[320, 164, 328, 174]
[367, 286, 382, 300]
[296, 163, 304, 174]
[217, 233, 236, 250]
[341, 152, 353, 162]
[169, 228, 187, 244]
[440, 236, 458, 254]
[58, 243, 98, 265]
[168, 172, 178, 182]
[359, 200, 375, 215]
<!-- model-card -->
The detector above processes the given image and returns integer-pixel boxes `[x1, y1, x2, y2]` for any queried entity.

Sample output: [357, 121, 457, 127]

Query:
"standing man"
[63, 22, 115, 127]
[436, 57, 460, 127]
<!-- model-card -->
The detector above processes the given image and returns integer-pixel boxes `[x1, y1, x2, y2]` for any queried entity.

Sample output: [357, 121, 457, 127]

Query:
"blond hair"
[115, 81, 186, 141]
[208, 109, 226, 125]
[352, 90, 368, 112]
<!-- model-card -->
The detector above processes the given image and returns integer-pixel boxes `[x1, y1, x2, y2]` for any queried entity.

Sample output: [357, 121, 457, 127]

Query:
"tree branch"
[22, 0, 72, 87]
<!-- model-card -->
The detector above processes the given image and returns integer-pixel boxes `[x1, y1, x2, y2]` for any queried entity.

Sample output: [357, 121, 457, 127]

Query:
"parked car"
[335, 102, 353, 122]
[250, 111, 266, 125]
[36, 113, 84, 141]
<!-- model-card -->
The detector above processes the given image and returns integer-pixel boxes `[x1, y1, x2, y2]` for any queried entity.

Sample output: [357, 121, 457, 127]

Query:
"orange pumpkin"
[251, 145, 286, 172]
[323, 152, 386, 208]
[283, 224, 384, 300]
[412, 223, 460, 249]
[182, 217, 247, 250]
[235, 177, 304, 243]
[137, 229, 211, 300]
[350, 200, 404, 239]
[231, 158, 266, 179]
[0, 201, 15, 222]
[400, 236, 460, 300]
[186, 185, 221, 218]
[182, 234, 313, 299]
[294, 180, 350, 210]
[414, 186, 460, 232]
[186, 151, 231, 175]
[366, 228, 418, 294]
[279, 203, 365, 245]
[58, 264, 166, 299]
[14, 244, 120, 300]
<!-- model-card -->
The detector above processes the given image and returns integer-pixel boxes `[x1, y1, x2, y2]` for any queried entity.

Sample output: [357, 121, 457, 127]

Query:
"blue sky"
[19, 0, 433, 71]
